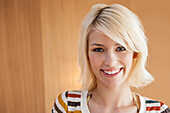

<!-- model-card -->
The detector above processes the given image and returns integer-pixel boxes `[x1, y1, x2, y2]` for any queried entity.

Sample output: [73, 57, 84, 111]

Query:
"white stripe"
[52, 106, 58, 113]
[68, 97, 81, 102]
[81, 90, 90, 113]
[68, 106, 81, 111]
[61, 92, 67, 105]
[55, 97, 66, 113]
[144, 97, 154, 101]
[146, 103, 160, 107]
[69, 91, 82, 95]
[160, 104, 168, 112]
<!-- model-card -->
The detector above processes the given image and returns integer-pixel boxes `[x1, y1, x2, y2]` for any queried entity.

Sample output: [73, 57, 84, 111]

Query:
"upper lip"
[101, 67, 123, 71]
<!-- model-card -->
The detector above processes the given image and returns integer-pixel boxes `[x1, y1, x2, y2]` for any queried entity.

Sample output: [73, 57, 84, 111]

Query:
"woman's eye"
[116, 46, 126, 51]
[92, 48, 104, 52]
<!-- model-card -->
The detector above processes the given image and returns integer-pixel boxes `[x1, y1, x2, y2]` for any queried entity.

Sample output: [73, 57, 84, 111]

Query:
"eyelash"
[116, 46, 126, 51]
[92, 48, 104, 52]
[92, 46, 126, 52]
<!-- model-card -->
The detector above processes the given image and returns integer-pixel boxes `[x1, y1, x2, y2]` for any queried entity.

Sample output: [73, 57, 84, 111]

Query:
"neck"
[91, 82, 133, 108]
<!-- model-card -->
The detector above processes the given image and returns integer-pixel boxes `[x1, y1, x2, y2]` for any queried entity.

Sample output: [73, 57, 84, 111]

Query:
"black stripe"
[146, 100, 159, 104]
[71, 90, 81, 93]
[65, 91, 68, 98]
[54, 102, 63, 113]
[68, 101, 80, 107]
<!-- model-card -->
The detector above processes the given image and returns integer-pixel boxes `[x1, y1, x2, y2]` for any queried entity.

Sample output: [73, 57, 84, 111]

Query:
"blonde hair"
[78, 4, 154, 90]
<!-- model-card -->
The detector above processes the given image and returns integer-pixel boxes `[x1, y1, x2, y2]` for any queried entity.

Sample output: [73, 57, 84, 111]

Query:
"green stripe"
[146, 100, 159, 103]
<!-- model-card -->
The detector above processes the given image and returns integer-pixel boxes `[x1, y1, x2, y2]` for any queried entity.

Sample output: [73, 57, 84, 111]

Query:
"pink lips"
[101, 68, 123, 78]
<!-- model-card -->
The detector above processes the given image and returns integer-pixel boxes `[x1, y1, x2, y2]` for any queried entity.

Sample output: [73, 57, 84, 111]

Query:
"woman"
[52, 4, 170, 113]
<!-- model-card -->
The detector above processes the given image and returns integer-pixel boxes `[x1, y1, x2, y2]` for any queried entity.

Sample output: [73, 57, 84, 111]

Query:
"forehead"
[88, 30, 120, 45]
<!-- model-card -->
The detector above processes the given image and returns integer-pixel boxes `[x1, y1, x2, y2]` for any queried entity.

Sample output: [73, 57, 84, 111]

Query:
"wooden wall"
[0, 0, 45, 113]
[0, 0, 169, 113]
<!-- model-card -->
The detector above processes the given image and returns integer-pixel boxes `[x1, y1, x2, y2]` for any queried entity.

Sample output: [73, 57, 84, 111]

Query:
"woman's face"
[88, 31, 134, 88]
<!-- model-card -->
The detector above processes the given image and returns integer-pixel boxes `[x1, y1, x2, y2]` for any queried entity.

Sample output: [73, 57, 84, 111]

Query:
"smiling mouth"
[100, 68, 123, 78]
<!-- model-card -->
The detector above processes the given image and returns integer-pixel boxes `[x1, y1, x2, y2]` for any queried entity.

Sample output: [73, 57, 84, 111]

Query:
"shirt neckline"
[81, 90, 146, 113]
[81, 90, 90, 113]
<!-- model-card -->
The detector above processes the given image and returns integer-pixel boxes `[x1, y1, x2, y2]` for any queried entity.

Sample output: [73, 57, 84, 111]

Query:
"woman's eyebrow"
[91, 43, 121, 46]
[115, 43, 121, 46]
[91, 43, 104, 46]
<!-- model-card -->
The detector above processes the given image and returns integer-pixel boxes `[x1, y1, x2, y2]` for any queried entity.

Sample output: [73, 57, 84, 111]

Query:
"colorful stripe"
[54, 102, 62, 113]
[67, 91, 82, 112]
[146, 100, 160, 111]
[58, 93, 68, 112]
[145, 98, 168, 112]
[68, 94, 81, 98]
[146, 100, 160, 104]
[146, 106, 160, 111]
[68, 101, 81, 107]
[68, 110, 82, 113]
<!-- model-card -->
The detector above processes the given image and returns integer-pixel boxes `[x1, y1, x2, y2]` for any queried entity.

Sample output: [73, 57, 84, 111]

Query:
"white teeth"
[104, 69, 120, 75]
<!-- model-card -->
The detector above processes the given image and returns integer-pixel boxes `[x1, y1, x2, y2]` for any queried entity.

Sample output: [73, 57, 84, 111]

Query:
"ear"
[133, 52, 138, 59]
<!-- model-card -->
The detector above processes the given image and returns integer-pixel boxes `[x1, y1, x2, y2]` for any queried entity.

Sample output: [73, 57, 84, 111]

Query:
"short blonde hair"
[78, 4, 154, 90]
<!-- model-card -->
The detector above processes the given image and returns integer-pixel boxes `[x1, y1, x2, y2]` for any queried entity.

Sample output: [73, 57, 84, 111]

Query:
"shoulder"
[142, 96, 170, 112]
[52, 90, 86, 113]
[52, 91, 69, 113]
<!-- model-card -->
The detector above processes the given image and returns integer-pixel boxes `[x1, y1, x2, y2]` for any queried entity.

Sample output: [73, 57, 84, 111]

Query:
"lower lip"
[101, 68, 123, 78]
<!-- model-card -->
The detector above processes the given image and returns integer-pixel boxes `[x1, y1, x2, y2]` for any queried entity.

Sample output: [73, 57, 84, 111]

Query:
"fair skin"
[87, 30, 139, 113]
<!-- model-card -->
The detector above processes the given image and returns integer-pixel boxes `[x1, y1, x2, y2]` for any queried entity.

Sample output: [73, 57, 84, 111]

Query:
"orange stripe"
[68, 94, 81, 98]
[68, 110, 82, 113]
[58, 93, 68, 112]
[146, 106, 160, 111]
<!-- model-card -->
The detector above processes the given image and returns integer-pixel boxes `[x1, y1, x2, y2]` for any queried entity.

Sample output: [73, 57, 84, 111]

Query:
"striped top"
[52, 90, 170, 113]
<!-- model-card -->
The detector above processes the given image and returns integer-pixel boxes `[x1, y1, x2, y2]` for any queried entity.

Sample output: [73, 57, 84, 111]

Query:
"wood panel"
[40, 0, 83, 112]
[0, 0, 45, 113]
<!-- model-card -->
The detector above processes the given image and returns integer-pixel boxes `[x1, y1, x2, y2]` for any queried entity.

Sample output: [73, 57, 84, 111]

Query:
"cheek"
[119, 53, 133, 67]
[88, 53, 103, 70]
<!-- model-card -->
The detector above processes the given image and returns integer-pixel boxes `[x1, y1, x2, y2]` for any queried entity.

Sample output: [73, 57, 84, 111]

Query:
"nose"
[104, 51, 118, 67]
